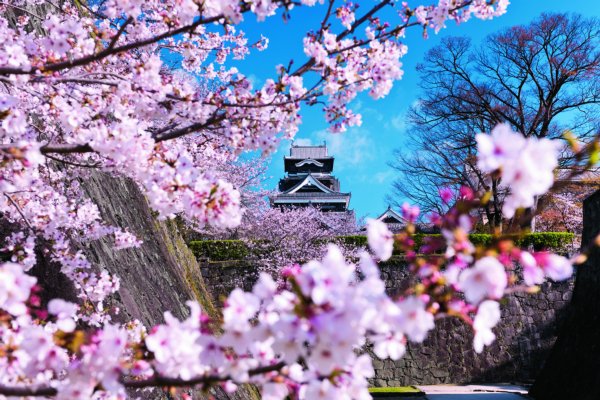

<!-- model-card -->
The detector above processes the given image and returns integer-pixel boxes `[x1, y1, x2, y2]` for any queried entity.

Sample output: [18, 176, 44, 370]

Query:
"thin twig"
[107, 17, 134, 51]
[3, 193, 34, 232]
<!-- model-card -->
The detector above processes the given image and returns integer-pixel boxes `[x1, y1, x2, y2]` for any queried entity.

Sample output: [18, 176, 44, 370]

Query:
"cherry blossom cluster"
[237, 204, 357, 271]
[476, 123, 561, 218]
[407, 0, 509, 36]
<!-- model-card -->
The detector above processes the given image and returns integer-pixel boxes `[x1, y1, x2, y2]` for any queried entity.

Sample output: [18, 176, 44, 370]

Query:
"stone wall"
[199, 256, 573, 386]
[199, 260, 261, 305]
[78, 172, 259, 400]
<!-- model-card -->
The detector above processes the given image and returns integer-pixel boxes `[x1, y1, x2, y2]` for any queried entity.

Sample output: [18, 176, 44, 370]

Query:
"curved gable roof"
[283, 174, 335, 194]
[376, 207, 406, 224]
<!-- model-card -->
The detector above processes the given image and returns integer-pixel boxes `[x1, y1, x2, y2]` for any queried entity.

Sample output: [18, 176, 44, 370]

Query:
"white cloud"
[247, 74, 262, 88]
[390, 113, 406, 132]
[362, 107, 384, 122]
[374, 170, 394, 184]
[313, 128, 377, 172]
[381, 110, 407, 133]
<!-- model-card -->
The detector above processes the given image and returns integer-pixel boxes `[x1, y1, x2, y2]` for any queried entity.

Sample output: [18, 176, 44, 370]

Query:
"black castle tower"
[270, 143, 351, 212]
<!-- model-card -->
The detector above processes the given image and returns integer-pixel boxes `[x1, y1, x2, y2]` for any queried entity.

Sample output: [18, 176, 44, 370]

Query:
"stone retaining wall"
[199, 257, 573, 386]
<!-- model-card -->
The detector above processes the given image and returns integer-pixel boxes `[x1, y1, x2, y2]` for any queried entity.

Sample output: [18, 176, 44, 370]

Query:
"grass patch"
[369, 386, 424, 397]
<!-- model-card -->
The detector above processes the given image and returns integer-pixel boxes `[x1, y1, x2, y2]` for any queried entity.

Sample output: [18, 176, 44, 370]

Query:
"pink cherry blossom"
[113, 230, 142, 250]
[0, 262, 36, 316]
[536, 253, 574, 282]
[473, 300, 501, 353]
[366, 218, 394, 261]
[476, 124, 561, 218]
[48, 299, 79, 332]
[458, 256, 507, 305]
[521, 251, 545, 286]
[397, 296, 435, 342]
[145, 302, 204, 380]
[373, 332, 407, 360]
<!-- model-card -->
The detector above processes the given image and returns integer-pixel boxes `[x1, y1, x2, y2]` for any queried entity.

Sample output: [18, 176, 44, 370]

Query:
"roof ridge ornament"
[295, 158, 325, 167]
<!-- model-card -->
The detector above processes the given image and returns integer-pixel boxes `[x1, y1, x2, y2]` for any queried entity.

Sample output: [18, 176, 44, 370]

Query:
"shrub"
[518, 232, 574, 251]
[335, 235, 368, 248]
[411, 233, 443, 251]
[189, 240, 249, 261]
[338, 232, 574, 254]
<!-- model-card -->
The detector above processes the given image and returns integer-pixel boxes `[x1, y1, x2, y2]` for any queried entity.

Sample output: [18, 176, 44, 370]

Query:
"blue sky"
[233, 1, 600, 220]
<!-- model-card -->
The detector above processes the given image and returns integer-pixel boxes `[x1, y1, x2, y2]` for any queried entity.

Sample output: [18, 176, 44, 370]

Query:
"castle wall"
[199, 257, 573, 386]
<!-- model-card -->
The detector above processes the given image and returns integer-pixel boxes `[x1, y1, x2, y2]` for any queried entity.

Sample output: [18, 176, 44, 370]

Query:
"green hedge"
[337, 232, 574, 254]
[189, 240, 249, 261]
[369, 386, 423, 397]
[518, 232, 575, 250]
[190, 232, 575, 261]
[335, 235, 368, 248]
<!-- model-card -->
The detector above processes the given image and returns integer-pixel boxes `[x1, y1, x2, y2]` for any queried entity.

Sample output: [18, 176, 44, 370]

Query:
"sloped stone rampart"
[54, 172, 258, 400]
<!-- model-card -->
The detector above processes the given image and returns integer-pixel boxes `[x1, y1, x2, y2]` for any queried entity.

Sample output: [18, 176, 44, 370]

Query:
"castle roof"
[282, 174, 338, 195]
[288, 144, 329, 159]
[376, 206, 406, 225]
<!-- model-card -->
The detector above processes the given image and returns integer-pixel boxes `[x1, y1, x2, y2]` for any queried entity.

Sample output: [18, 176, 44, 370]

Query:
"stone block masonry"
[199, 256, 573, 386]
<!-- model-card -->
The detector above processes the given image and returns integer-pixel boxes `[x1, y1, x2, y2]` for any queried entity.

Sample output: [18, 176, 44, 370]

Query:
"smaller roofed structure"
[371, 206, 438, 234]
[376, 206, 407, 232]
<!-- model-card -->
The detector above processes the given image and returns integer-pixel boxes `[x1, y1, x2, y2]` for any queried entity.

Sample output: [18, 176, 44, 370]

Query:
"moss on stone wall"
[157, 219, 218, 319]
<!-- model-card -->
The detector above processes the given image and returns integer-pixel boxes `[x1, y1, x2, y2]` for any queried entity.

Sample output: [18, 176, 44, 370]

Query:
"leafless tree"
[389, 13, 600, 229]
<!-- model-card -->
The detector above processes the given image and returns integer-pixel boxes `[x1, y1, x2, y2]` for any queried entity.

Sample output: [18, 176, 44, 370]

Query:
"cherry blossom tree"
[0, 1, 586, 399]
[240, 204, 357, 270]
[535, 173, 600, 250]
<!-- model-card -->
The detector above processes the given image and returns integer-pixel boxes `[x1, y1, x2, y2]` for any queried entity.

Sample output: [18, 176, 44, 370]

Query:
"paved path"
[371, 385, 530, 399]
[423, 396, 526, 399]
[417, 384, 528, 397]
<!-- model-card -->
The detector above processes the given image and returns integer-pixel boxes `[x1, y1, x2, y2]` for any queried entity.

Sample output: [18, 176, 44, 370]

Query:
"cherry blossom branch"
[123, 361, 286, 389]
[0, 362, 286, 397]
[0, 16, 212, 76]
[40, 143, 94, 155]
[107, 17, 134, 51]
[3, 193, 34, 232]
[0, 385, 57, 397]
[291, 0, 393, 77]
[0, 1, 311, 76]
[43, 152, 101, 168]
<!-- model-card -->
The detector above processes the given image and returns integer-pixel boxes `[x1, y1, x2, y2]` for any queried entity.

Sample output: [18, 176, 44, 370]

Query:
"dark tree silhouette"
[389, 13, 600, 229]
